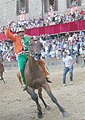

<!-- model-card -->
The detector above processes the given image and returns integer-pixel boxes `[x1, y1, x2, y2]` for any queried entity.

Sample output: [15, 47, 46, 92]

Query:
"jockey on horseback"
[5, 21, 51, 91]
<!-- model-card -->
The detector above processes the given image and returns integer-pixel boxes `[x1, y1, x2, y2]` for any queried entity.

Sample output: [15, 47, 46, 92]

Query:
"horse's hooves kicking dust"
[62, 111, 70, 117]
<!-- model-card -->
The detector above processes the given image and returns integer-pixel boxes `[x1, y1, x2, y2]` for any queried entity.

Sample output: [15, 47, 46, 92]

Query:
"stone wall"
[0, 0, 85, 26]
[0, 0, 42, 25]
[0, 0, 16, 25]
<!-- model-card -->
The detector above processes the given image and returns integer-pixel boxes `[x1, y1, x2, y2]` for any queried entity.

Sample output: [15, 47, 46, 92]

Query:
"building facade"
[0, 0, 85, 25]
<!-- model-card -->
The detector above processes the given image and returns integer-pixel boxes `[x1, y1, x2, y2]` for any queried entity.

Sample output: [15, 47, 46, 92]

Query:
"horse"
[18, 37, 69, 118]
[0, 63, 5, 83]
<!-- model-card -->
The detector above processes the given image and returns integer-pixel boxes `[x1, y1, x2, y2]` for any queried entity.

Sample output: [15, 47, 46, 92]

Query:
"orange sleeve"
[5, 28, 16, 41]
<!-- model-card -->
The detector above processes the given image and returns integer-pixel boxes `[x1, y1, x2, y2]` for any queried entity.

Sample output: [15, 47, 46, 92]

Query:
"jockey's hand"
[25, 51, 30, 55]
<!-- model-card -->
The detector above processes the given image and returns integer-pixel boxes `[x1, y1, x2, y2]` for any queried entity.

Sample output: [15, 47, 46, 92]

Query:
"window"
[54, 0, 58, 11]
[71, 0, 78, 7]
[67, 0, 71, 8]
[49, 0, 58, 11]
[16, 0, 29, 15]
[44, 0, 58, 13]
[49, 0, 54, 5]
[67, 0, 81, 8]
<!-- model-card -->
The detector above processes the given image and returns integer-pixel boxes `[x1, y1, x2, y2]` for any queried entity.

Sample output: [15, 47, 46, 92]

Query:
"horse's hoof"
[38, 113, 43, 118]
[62, 111, 70, 117]
[45, 105, 51, 110]
[3, 80, 6, 83]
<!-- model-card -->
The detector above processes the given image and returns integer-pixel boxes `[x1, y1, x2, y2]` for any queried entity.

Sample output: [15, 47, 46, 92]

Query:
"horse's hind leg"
[42, 83, 69, 117]
[38, 87, 50, 110]
[0, 72, 5, 83]
[2, 78, 5, 83]
[26, 87, 43, 118]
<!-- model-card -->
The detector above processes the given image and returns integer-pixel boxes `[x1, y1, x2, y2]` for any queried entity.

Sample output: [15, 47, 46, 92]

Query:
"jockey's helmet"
[16, 27, 25, 33]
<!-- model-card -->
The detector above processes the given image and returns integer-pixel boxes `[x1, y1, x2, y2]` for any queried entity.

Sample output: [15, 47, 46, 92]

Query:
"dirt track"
[0, 65, 85, 120]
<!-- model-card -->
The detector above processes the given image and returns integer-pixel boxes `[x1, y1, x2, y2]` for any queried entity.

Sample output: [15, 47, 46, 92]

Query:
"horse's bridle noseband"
[29, 51, 41, 61]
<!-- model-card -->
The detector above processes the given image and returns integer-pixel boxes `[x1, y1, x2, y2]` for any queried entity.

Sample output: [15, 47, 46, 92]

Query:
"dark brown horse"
[23, 38, 69, 118]
[0, 63, 5, 83]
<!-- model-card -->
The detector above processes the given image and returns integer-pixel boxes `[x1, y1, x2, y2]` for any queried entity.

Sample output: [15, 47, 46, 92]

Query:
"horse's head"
[29, 36, 41, 61]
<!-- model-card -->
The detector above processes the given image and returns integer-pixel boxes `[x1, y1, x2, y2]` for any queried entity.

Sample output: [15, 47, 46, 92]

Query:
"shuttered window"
[44, 0, 58, 13]
[16, 0, 29, 15]
[54, 0, 58, 11]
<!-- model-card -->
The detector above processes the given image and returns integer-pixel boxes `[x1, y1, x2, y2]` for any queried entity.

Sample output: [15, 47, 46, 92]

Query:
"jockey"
[5, 21, 51, 91]
[5, 21, 30, 91]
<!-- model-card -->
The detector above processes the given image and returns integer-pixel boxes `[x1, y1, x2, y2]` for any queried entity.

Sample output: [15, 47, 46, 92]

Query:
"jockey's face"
[17, 31, 25, 39]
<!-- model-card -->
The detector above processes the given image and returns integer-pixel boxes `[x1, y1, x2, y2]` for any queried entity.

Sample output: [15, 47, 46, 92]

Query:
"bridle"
[29, 42, 41, 61]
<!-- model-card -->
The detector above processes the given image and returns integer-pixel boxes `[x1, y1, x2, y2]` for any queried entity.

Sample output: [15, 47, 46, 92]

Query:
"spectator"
[62, 50, 75, 87]
[71, 0, 78, 7]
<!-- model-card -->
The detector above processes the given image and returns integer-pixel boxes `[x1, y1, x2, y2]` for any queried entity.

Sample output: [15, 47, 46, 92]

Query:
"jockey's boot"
[23, 84, 27, 91]
[46, 77, 52, 83]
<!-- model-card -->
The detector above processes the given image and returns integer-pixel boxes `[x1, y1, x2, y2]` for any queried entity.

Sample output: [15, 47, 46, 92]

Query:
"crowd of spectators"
[39, 31, 85, 63]
[0, 31, 85, 64]
[0, 41, 17, 61]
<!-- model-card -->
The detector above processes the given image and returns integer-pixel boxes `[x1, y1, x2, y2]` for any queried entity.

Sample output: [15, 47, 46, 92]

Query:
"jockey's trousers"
[18, 53, 28, 85]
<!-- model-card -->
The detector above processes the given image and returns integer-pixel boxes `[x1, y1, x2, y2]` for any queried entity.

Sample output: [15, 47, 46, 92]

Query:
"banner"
[69, 21, 79, 32]
[79, 20, 85, 31]
[60, 23, 69, 33]
[26, 20, 85, 35]
[0, 33, 7, 41]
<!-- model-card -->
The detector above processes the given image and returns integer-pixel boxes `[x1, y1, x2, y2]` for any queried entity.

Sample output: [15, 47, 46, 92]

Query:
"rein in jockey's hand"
[8, 21, 15, 28]
[25, 51, 30, 55]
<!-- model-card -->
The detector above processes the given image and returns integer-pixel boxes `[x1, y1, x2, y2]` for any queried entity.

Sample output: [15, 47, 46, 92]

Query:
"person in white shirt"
[62, 51, 75, 87]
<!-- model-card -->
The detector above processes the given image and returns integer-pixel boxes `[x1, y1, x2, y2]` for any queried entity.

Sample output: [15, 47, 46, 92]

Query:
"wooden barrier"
[45, 58, 63, 69]
[3, 61, 18, 70]
[3, 56, 83, 70]
[3, 58, 62, 70]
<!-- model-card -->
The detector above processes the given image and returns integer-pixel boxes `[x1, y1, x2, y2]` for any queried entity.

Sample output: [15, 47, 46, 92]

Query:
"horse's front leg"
[42, 82, 69, 117]
[38, 87, 50, 110]
[26, 86, 43, 118]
